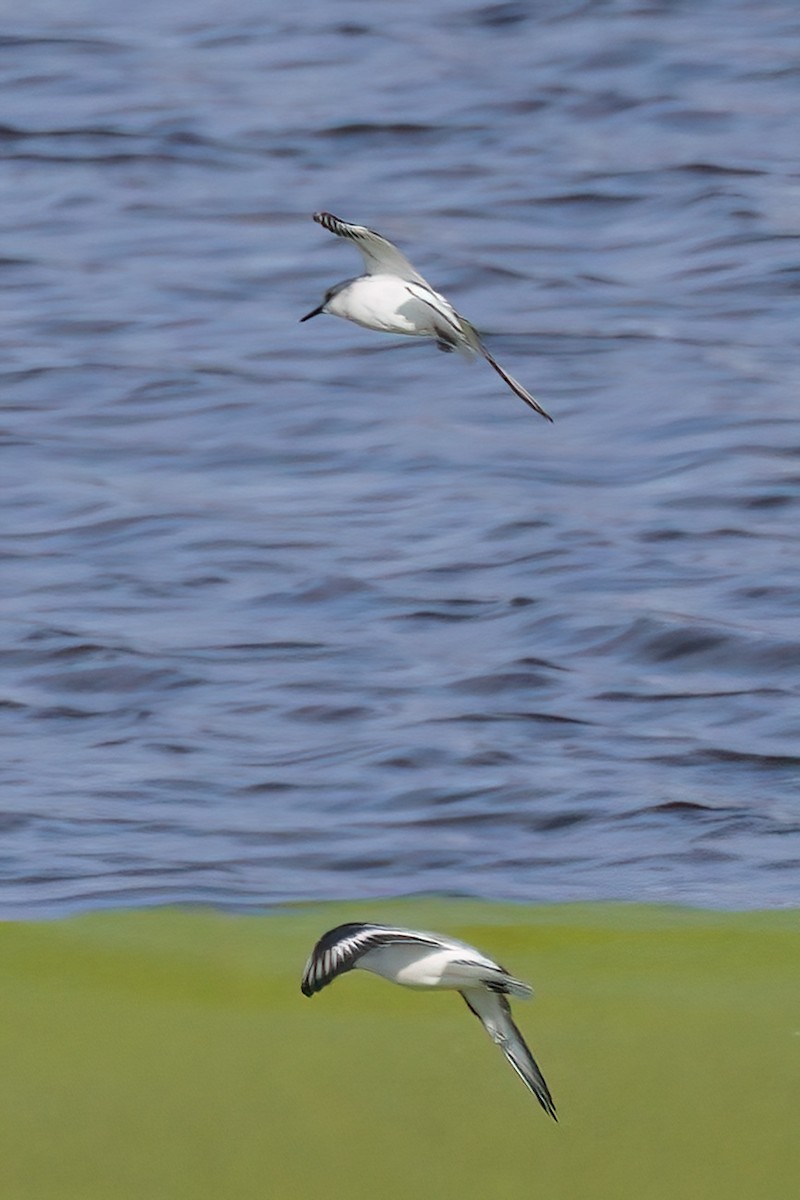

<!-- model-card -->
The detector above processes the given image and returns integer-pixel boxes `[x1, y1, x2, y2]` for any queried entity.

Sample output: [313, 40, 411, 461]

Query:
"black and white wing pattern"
[460, 988, 557, 1121]
[313, 212, 431, 285]
[300, 923, 444, 997]
[402, 282, 478, 355]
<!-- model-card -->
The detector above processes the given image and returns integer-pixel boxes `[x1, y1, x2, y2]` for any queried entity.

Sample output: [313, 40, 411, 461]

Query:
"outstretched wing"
[480, 347, 553, 421]
[406, 281, 552, 420]
[313, 212, 430, 284]
[301, 923, 443, 997]
[454, 311, 552, 421]
[460, 988, 557, 1120]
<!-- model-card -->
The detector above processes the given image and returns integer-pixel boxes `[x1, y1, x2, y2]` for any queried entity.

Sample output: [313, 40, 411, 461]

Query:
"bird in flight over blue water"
[301, 921, 557, 1119]
[301, 212, 553, 422]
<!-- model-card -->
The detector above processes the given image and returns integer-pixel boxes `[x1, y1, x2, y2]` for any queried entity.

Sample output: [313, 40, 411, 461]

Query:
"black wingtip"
[536, 1076, 558, 1121]
[481, 347, 553, 422]
[516, 389, 554, 423]
[313, 211, 340, 231]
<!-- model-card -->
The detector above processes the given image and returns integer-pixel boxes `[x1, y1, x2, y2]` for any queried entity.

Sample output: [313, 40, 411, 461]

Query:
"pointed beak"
[299, 303, 325, 323]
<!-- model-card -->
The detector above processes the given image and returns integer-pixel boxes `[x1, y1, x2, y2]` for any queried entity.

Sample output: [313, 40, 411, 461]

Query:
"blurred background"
[2, 0, 799, 917]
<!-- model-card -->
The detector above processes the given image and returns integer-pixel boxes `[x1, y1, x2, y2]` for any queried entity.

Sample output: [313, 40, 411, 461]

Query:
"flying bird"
[301, 212, 553, 422]
[300, 921, 557, 1119]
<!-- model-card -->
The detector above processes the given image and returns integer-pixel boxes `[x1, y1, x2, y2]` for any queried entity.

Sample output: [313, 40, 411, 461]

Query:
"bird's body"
[301, 922, 557, 1120]
[301, 212, 553, 421]
[322, 274, 471, 350]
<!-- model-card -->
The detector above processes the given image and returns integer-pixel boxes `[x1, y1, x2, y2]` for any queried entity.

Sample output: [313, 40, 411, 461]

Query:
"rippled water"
[2, 0, 799, 914]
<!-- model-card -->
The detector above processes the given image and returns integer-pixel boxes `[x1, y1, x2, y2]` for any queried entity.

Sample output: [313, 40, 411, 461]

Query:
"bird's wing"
[406, 284, 553, 420]
[301, 923, 444, 996]
[460, 989, 557, 1120]
[435, 953, 533, 996]
[479, 347, 553, 421]
[401, 282, 478, 356]
[313, 212, 430, 284]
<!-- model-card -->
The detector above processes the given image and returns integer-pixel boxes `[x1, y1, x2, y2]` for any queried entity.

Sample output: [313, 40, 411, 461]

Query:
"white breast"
[326, 275, 436, 337]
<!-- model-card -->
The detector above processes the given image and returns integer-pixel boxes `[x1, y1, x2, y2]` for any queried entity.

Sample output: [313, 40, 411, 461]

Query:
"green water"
[1, 901, 797, 1199]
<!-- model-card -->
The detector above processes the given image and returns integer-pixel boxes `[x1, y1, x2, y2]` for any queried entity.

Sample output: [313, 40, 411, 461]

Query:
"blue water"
[2, 0, 799, 914]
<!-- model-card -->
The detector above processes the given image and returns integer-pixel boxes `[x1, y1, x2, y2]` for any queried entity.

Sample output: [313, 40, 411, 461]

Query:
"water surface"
[1, 0, 799, 913]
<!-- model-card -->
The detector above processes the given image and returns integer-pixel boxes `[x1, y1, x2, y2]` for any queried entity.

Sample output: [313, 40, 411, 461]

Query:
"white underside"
[325, 275, 474, 357]
[357, 944, 521, 992]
